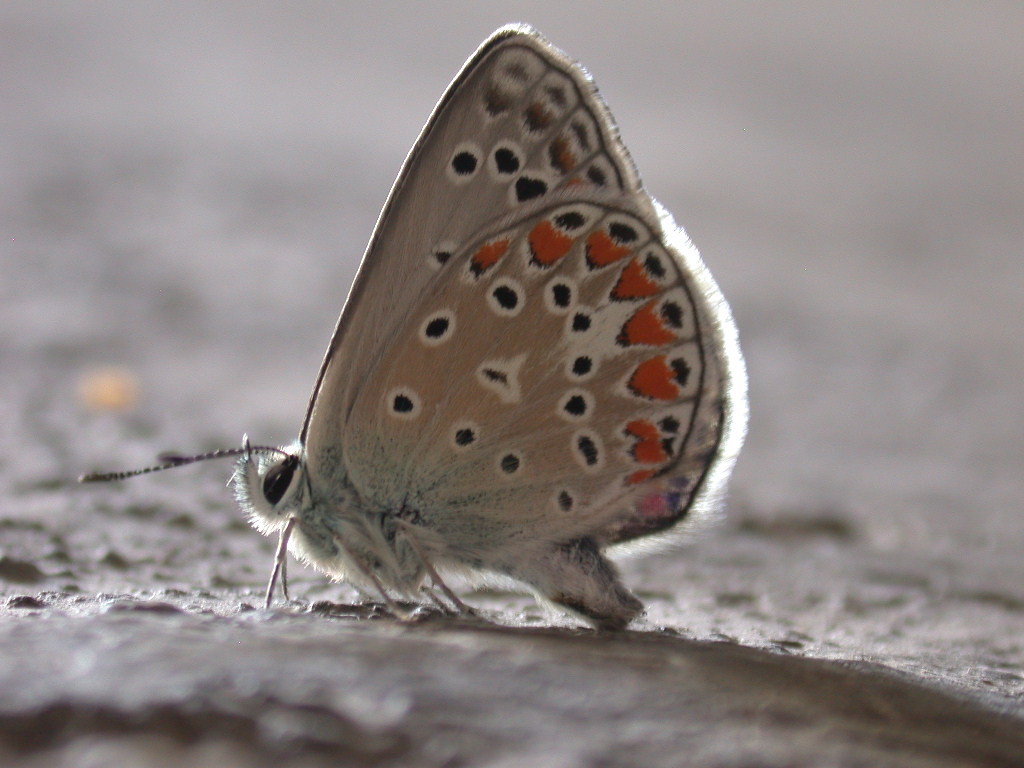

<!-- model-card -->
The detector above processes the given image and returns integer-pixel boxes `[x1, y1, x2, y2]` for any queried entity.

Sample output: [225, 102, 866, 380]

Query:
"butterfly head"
[233, 438, 306, 535]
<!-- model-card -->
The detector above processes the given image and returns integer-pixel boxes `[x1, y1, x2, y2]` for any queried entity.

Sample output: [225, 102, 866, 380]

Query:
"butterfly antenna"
[79, 443, 289, 483]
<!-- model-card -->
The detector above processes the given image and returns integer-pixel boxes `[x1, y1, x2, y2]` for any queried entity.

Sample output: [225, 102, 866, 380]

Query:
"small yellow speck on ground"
[78, 367, 140, 412]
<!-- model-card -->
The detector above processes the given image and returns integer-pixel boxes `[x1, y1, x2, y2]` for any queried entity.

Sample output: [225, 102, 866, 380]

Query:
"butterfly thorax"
[234, 441, 441, 596]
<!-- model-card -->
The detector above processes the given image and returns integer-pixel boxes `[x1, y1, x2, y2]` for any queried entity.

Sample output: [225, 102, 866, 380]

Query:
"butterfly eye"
[262, 455, 298, 506]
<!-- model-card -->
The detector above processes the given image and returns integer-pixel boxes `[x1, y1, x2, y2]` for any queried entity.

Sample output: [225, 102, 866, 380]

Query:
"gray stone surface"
[2, 3, 1023, 766]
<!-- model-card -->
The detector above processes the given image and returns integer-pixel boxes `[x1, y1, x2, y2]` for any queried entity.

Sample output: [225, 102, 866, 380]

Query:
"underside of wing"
[341, 193, 744, 550]
[304, 26, 746, 551]
[304, 25, 643, 454]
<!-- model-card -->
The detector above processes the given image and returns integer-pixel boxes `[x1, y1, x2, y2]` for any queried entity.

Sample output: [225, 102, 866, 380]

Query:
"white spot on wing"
[487, 277, 525, 317]
[385, 387, 421, 420]
[419, 309, 456, 347]
[476, 353, 527, 404]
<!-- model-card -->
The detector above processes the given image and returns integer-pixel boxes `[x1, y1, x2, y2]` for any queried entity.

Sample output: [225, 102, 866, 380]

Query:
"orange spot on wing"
[625, 420, 669, 464]
[617, 301, 676, 347]
[625, 419, 660, 441]
[528, 221, 574, 266]
[471, 239, 510, 275]
[526, 102, 553, 130]
[626, 469, 656, 486]
[550, 136, 577, 173]
[612, 257, 660, 300]
[628, 355, 681, 401]
[585, 230, 631, 268]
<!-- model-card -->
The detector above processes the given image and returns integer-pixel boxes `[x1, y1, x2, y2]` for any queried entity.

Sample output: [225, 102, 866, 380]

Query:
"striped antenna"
[79, 441, 289, 483]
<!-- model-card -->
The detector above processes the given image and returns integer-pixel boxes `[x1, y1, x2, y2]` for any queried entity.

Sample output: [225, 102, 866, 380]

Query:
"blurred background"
[2, 1, 1022, 704]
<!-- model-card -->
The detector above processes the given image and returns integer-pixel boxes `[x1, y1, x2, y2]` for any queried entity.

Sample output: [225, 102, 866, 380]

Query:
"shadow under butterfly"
[83, 24, 748, 630]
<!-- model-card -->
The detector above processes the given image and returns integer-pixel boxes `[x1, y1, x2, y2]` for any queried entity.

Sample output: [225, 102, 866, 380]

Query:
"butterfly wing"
[303, 25, 745, 550]
[304, 25, 640, 443]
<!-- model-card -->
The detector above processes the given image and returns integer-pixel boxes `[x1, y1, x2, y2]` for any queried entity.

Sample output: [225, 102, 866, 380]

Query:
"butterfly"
[84, 24, 747, 630]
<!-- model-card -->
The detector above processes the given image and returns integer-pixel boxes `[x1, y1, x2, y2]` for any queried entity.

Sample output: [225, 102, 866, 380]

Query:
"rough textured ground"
[2, 3, 1023, 766]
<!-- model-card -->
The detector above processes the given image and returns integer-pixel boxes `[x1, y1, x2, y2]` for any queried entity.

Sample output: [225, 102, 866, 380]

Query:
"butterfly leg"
[511, 537, 643, 630]
[398, 521, 476, 616]
[419, 585, 452, 612]
[332, 534, 412, 620]
[264, 517, 296, 609]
